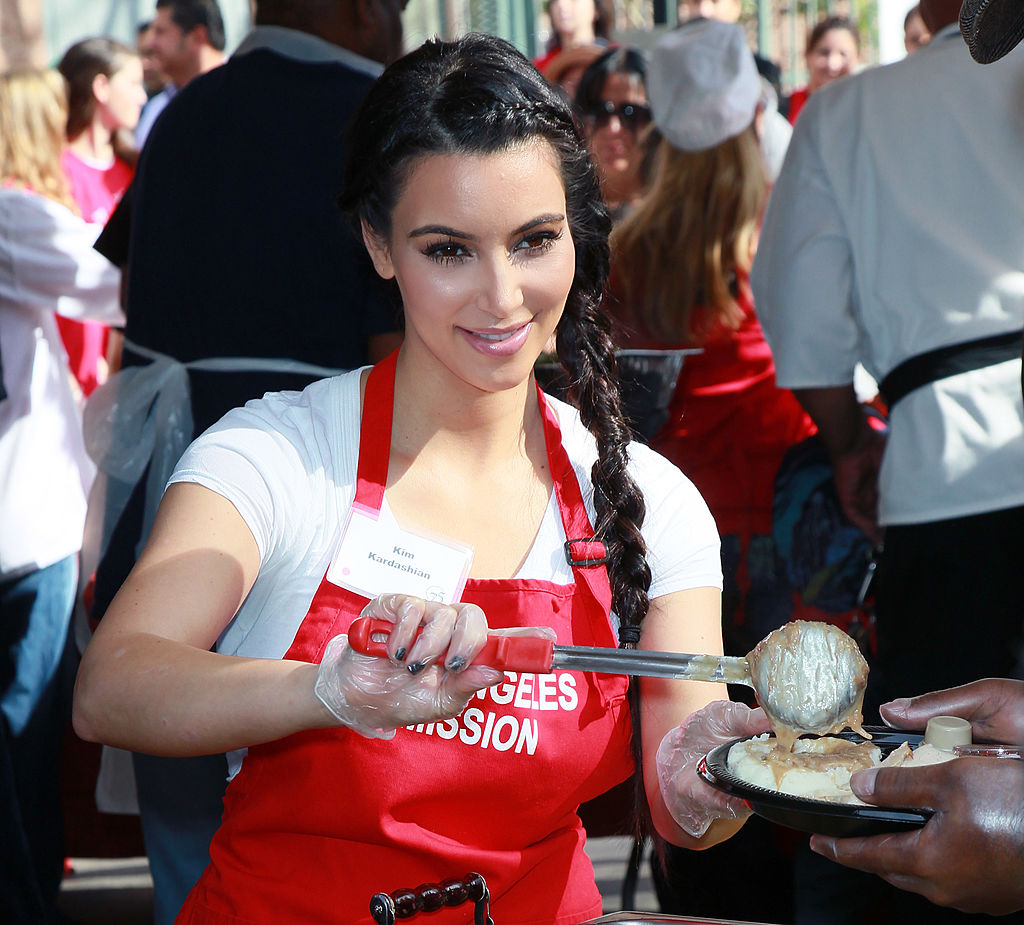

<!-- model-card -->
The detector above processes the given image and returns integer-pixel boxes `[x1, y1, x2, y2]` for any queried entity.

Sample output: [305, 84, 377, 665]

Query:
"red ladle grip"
[347, 616, 555, 673]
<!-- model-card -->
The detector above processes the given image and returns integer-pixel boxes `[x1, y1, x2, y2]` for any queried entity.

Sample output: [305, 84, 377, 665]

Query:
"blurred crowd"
[1, 0, 1021, 923]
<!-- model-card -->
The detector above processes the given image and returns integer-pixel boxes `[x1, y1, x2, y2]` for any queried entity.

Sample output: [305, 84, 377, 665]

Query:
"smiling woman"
[72, 32, 767, 925]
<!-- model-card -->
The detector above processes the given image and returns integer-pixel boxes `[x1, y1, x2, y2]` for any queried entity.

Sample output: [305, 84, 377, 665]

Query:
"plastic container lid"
[924, 715, 972, 750]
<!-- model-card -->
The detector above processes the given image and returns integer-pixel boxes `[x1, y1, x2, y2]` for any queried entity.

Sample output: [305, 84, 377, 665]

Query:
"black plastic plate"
[698, 726, 932, 837]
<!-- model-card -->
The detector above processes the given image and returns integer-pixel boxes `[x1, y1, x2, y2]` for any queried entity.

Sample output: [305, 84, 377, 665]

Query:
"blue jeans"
[0, 555, 77, 919]
[134, 751, 228, 925]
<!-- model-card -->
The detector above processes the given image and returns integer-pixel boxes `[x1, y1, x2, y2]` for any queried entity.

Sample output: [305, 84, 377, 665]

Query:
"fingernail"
[850, 766, 878, 798]
[809, 835, 834, 859]
[407, 661, 426, 675]
[394, 647, 407, 661]
[447, 656, 466, 671]
[880, 700, 913, 729]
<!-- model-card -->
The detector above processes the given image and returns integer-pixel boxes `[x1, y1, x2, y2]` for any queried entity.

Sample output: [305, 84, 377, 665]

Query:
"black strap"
[879, 329, 1023, 410]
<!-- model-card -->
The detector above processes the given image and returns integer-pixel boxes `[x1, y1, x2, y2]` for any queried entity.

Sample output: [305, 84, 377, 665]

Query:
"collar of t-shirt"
[233, 25, 383, 78]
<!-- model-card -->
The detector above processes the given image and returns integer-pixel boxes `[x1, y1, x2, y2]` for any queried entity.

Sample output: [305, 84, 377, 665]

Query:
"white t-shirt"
[170, 368, 723, 663]
[752, 26, 1024, 526]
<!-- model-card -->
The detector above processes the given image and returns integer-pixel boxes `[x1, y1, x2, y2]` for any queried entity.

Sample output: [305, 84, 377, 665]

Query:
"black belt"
[879, 329, 1024, 410]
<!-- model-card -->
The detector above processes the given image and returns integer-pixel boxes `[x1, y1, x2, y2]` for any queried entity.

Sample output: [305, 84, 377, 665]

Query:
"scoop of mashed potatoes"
[728, 734, 957, 804]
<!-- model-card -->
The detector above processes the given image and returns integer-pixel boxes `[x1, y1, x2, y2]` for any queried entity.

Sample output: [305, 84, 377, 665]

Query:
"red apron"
[178, 352, 635, 925]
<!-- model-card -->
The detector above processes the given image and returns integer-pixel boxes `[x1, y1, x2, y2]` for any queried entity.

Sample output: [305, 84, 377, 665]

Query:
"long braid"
[340, 30, 658, 838]
[557, 295, 654, 839]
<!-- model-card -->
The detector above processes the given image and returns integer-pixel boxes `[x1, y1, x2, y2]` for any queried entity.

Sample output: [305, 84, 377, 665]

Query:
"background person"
[75, 32, 769, 924]
[541, 41, 606, 104]
[134, 0, 226, 148]
[57, 37, 146, 399]
[137, 19, 168, 98]
[786, 15, 861, 124]
[751, 0, 1024, 917]
[605, 20, 815, 921]
[904, 4, 932, 53]
[533, 0, 614, 73]
[0, 66, 123, 923]
[574, 45, 651, 223]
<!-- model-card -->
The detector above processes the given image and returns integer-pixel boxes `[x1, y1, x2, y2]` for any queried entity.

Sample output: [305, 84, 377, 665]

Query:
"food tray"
[698, 726, 932, 837]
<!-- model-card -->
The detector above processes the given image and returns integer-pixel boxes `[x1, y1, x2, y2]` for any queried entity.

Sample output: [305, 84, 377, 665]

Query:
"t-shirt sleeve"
[630, 443, 723, 598]
[750, 95, 861, 389]
[167, 391, 322, 564]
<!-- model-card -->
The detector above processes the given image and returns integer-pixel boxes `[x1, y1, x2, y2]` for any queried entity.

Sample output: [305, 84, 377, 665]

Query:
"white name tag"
[326, 501, 474, 604]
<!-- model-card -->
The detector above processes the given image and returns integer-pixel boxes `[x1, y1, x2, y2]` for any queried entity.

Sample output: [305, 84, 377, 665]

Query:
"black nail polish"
[447, 656, 466, 672]
[407, 661, 426, 675]
[395, 647, 407, 661]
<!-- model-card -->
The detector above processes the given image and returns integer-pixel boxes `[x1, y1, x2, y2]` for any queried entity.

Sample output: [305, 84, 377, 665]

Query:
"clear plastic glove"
[657, 700, 771, 837]
[315, 594, 505, 739]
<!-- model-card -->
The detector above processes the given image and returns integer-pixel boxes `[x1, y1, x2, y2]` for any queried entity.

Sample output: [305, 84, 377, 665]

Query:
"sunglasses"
[583, 100, 652, 132]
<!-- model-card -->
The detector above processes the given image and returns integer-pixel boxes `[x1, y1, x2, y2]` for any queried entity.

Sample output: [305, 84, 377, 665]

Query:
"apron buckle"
[564, 537, 608, 568]
[370, 872, 493, 925]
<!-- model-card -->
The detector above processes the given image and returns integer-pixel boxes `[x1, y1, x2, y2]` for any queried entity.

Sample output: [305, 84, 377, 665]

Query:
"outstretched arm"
[810, 757, 1024, 915]
[809, 679, 1024, 915]
[74, 482, 500, 755]
[640, 588, 770, 849]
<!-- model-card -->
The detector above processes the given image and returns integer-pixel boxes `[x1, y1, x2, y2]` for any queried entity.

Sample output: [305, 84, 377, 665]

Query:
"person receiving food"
[809, 678, 1024, 917]
[73, 33, 770, 924]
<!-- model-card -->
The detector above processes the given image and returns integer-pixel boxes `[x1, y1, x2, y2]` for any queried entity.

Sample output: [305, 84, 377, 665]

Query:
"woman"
[611, 17, 815, 667]
[0, 66, 123, 921]
[607, 21, 815, 922]
[787, 15, 861, 124]
[534, 0, 615, 73]
[575, 45, 651, 223]
[74, 34, 767, 924]
[57, 37, 147, 397]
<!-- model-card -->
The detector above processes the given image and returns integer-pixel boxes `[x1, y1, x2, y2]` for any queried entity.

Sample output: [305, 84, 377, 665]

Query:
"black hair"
[341, 32, 654, 833]
[58, 36, 137, 140]
[573, 44, 647, 115]
[156, 0, 227, 51]
[806, 14, 860, 53]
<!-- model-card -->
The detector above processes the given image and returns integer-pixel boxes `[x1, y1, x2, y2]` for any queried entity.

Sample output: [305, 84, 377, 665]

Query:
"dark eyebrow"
[407, 213, 566, 241]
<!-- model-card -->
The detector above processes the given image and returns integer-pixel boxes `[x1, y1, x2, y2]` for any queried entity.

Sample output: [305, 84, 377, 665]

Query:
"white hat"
[647, 18, 761, 152]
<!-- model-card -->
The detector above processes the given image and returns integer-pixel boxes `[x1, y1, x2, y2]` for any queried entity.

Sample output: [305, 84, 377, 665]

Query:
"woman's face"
[806, 28, 859, 92]
[364, 139, 576, 396]
[549, 0, 597, 46]
[584, 72, 649, 204]
[99, 55, 147, 132]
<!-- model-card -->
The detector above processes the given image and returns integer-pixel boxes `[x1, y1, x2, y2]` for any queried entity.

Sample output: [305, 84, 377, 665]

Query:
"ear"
[92, 73, 111, 106]
[354, 0, 378, 31]
[361, 219, 395, 280]
[189, 24, 210, 51]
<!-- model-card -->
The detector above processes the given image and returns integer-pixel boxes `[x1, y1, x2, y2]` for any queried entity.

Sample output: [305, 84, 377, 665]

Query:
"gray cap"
[960, 0, 1024, 62]
[647, 18, 761, 152]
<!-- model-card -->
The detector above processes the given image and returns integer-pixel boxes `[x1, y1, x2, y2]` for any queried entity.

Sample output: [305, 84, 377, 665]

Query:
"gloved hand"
[314, 594, 505, 739]
[657, 700, 771, 837]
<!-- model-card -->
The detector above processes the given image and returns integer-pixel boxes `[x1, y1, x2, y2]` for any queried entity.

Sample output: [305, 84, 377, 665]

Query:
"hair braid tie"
[617, 622, 642, 649]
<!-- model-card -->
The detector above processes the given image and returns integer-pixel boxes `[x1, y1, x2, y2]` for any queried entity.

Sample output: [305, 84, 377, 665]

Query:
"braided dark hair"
[340, 32, 654, 832]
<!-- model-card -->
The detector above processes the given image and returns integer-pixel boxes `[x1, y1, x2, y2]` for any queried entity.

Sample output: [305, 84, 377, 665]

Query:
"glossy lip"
[699, 727, 933, 837]
[459, 320, 534, 358]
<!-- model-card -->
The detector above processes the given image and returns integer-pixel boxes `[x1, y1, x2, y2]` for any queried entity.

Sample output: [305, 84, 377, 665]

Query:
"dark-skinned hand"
[810, 679, 1024, 915]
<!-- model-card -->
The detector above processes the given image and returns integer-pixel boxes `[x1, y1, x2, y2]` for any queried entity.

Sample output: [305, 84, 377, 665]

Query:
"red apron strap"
[536, 383, 613, 617]
[354, 350, 400, 513]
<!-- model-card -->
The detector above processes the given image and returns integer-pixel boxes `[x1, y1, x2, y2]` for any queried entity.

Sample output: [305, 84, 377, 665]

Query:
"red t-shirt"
[58, 149, 132, 396]
[607, 274, 815, 537]
[787, 86, 810, 125]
